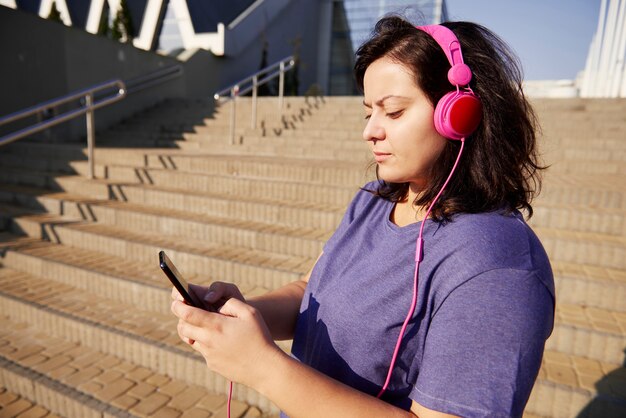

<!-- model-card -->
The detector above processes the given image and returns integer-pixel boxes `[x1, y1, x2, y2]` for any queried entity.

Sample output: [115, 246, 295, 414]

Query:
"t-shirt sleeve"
[410, 268, 554, 418]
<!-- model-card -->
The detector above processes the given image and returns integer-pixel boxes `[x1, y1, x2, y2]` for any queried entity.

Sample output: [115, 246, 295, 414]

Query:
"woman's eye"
[386, 110, 403, 119]
[364, 114, 371, 120]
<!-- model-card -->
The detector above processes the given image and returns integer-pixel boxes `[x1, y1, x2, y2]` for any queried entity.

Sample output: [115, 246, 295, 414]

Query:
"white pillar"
[133, 0, 166, 50]
[581, 0, 626, 97]
[609, 0, 626, 96]
[39, 0, 73, 26]
[86, 0, 106, 34]
[599, 0, 618, 95]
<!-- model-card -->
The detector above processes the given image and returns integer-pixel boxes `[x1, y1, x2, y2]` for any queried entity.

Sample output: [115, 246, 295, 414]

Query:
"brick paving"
[0, 316, 264, 418]
[0, 97, 625, 417]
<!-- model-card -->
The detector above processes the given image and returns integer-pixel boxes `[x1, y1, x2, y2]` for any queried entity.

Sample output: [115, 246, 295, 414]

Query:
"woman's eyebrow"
[363, 95, 411, 108]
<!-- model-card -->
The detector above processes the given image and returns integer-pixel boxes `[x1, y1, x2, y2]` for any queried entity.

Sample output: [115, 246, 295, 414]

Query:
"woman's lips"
[374, 152, 391, 162]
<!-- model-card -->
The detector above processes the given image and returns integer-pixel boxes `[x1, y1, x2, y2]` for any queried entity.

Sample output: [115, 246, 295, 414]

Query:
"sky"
[444, 0, 602, 81]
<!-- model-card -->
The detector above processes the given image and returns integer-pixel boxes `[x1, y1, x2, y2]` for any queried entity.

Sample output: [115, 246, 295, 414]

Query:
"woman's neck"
[390, 185, 428, 227]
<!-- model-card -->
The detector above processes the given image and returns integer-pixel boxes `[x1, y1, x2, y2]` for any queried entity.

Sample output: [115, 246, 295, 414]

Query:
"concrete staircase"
[0, 96, 624, 418]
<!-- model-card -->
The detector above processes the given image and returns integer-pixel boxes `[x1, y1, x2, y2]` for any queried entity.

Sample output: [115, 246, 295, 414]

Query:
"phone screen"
[159, 251, 203, 308]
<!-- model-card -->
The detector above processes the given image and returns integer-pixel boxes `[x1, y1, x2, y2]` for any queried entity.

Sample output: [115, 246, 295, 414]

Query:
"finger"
[184, 337, 211, 361]
[171, 300, 214, 327]
[176, 320, 197, 345]
[177, 317, 220, 347]
[205, 281, 229, 304]
[188, 283, 211, 303]
[171, 300, 223, 329]
[207, 282, 245, 305]
[171, 286, 184, 301]
[217, 297, 254, 318]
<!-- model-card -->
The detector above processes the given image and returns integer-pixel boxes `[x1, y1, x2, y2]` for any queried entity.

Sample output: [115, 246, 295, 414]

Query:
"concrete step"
[531, 97, 626, 111]
[0, 232, 269, 315]
[541, 115, 626, 126]
[542, 115, 626, 126]
[182, 132, 366, 148]
[0, 233, 181, 316]
[0, 184, 329, 259]
[552, 261, 626, 313]
[111, 131, 308, 151]
[0, 141, 370, 184]
[541, 138, 626, 153]
[541, 127, 626, 141]
[547, 303, 626, 365]
[202, 126, 362, 139]
[539, 173, 625, 209]
[139, 153, 368, 186]
[0, 153, 79, 177]
[3, 209, 313, 289]
[0, 315, 268, 417]
[529, 203, 626, 237]
[546, 159, 626, 175]
[525, 350, 626, 418]
[560, 148, 626, 162]
[149, 141, 372, 161]
[0, 171, 347, 230]
[0, 234, 273, 317]
[0, 385, 59, 418]
[535, 226, 626, 270]
[66, 163, 360, 207]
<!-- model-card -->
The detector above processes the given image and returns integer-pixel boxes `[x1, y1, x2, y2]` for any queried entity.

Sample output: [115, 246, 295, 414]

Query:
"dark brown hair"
[354, 16, 544, 220]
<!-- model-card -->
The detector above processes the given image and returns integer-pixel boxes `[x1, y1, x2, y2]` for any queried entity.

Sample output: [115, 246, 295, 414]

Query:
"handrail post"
[230, 86, 238, 145]
[278, 61, 285, 118]
[251, 75, 258, 129]
[85, 93, 96, 179]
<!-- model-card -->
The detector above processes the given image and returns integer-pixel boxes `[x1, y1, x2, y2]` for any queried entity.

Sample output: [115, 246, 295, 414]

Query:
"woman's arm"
[248, 252, 320, 340]
[246, 278, 308, 340]
[259, 348, 443, 418]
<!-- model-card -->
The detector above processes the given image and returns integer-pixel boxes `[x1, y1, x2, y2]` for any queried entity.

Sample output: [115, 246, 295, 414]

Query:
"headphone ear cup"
[434, 91, 482, 140]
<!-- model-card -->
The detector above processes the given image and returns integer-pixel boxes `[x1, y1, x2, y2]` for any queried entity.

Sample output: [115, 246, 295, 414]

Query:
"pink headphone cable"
[227, 381, 233, 418]
[377, 137, 466, 399]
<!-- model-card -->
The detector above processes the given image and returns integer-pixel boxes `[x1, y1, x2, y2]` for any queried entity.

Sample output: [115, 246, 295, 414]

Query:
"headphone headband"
[416, 24, 472, 86]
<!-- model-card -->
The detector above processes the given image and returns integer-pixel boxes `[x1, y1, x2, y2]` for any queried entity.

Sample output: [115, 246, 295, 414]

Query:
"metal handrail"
[214, 56, 296, 145]
[0, 64, 183, 179]
[126, 65, 183, 94]
[0, 79, 126, 179]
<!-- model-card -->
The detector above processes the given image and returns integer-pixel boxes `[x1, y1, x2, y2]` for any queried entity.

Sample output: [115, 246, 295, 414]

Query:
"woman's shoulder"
[428, 209, 555, 307]
[434, 209, 552, 282]
[441, 209, 536, 245]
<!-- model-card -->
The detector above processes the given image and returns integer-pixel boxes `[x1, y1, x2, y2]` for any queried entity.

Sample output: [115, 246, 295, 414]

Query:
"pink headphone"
[417, 25, 482, 140]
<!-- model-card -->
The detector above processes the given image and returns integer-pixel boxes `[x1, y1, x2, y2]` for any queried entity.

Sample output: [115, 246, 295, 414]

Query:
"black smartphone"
[159, 250, 204, 309]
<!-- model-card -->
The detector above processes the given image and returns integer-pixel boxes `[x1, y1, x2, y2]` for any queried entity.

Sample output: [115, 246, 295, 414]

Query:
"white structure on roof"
[579, 0, 626, 97]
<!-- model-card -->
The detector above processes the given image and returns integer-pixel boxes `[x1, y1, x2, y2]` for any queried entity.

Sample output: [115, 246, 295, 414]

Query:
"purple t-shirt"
[287, 183, 555, 418]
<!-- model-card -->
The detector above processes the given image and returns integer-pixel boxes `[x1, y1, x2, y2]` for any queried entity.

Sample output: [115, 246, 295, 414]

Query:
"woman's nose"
[363, 116, 385, 142]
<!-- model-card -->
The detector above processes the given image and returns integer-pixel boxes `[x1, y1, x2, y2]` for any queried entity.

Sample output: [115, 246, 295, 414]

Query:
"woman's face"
[363, 56, 447, 189]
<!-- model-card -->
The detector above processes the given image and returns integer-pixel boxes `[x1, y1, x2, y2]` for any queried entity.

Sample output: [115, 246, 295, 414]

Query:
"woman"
[171, 16, 555, 418]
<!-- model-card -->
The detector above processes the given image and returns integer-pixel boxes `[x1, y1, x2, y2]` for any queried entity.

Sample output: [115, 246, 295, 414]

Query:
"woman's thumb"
[217, 297, 248, 318]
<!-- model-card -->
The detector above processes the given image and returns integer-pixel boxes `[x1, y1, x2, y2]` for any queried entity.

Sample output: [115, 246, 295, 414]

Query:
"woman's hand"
[171, 293, 283, 388]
